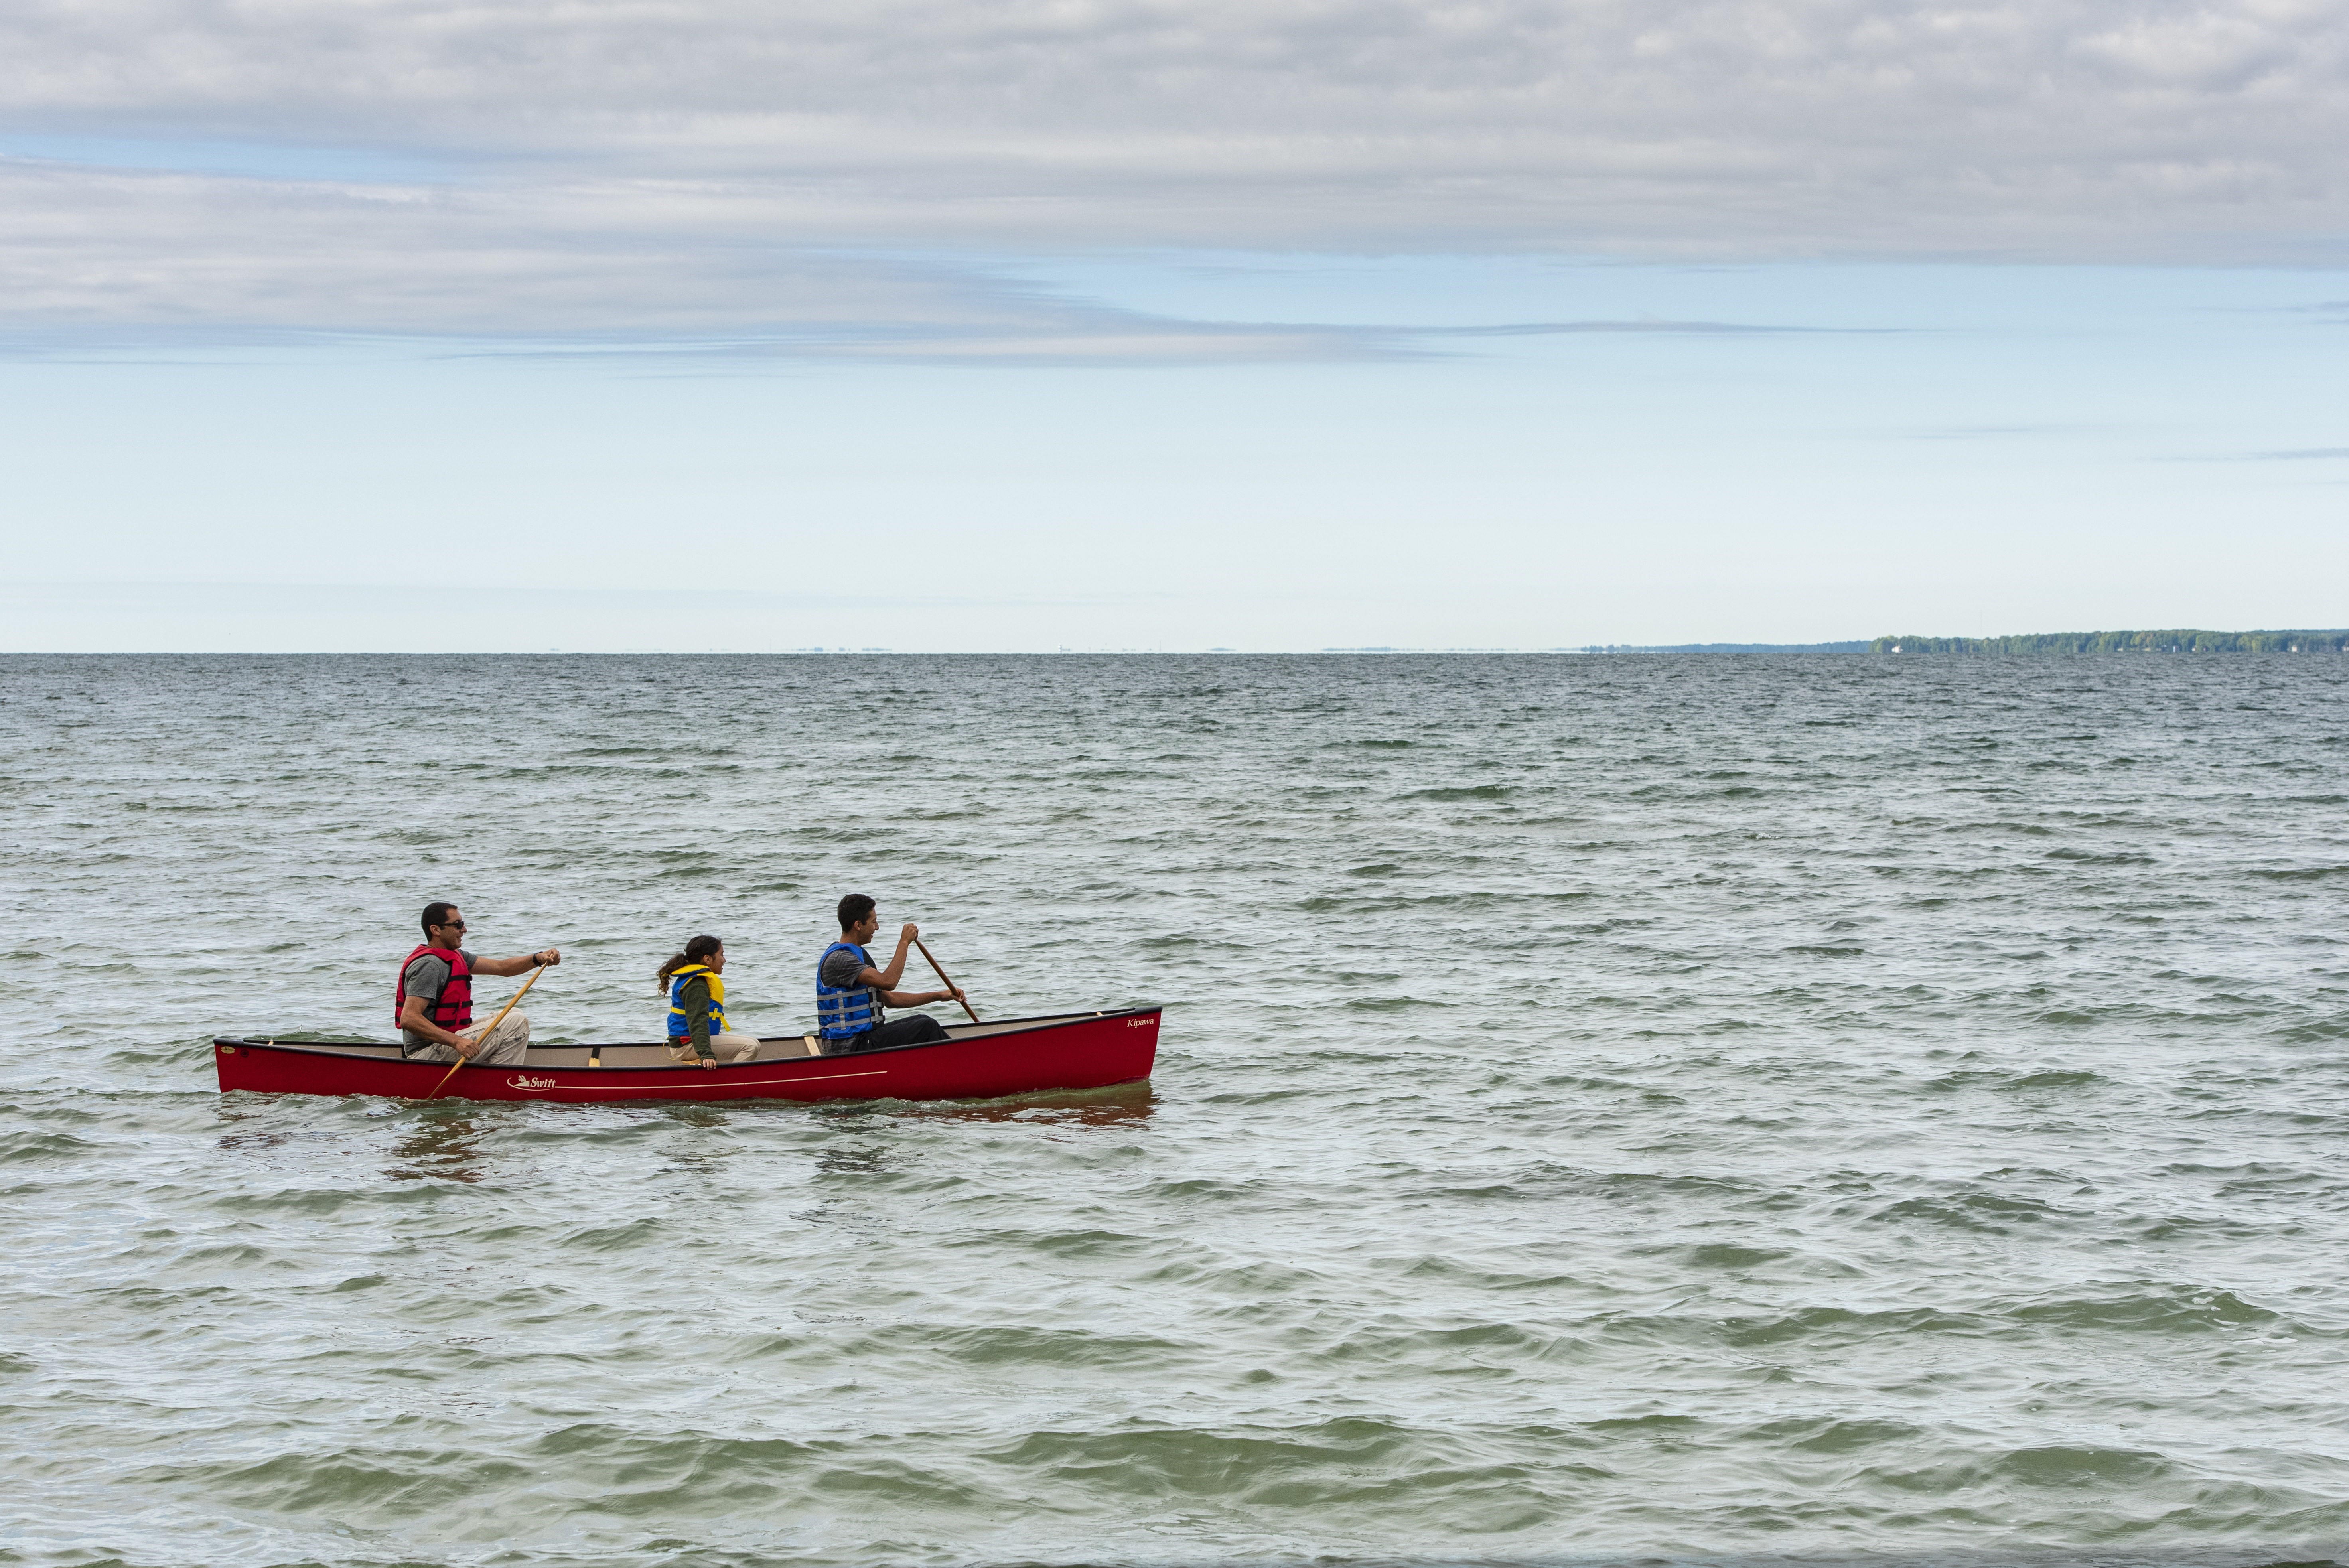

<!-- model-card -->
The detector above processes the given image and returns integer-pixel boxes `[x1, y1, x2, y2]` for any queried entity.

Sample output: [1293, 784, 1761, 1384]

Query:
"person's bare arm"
[877, 985, 964, 1009]
[399, 994, 477, 1057]
[853, 925, 919, 989]
[475, 949, 560, 978]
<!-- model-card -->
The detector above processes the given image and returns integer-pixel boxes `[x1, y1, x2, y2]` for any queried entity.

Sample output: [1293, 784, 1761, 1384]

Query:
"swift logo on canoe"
[507, 1075, 561, 1091]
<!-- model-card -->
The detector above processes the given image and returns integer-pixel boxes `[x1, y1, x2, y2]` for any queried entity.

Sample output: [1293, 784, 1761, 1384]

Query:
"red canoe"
[213, 1006, 1162, 1105]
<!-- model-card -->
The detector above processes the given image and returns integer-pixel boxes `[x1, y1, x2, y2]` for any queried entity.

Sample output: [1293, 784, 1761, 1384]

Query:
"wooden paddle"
[418, 962, 545, 1102]
[913, 936, 981, 1023]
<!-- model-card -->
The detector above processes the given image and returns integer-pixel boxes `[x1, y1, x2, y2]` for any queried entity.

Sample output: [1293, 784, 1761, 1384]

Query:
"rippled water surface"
[5, 652, 2349, 1568]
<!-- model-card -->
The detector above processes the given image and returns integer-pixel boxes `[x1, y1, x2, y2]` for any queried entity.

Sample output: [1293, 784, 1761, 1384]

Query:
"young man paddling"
[396, 901, 560, 1067]
[816, 894, 964, 1054]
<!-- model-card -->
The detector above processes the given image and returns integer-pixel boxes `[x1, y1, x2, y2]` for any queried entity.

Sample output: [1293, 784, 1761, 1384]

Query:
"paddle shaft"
[913, 936, 981, 1023]
[420, 962, 544, 1101]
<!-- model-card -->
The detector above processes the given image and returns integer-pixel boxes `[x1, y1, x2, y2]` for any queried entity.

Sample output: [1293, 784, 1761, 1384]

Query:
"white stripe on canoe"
[497, 1069, 889, 1093]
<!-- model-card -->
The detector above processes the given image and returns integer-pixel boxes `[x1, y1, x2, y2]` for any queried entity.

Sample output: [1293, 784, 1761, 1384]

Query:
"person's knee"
[894, 1016, 948, 1045]
[475, 1013, 530, 1064]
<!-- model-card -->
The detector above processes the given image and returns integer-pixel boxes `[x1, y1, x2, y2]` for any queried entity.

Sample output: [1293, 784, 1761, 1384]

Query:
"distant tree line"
[1871, 629, 2349, 654]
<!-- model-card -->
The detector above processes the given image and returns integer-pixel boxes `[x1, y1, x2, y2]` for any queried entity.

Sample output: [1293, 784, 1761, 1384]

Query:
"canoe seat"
[758, 1035, 821, 1060]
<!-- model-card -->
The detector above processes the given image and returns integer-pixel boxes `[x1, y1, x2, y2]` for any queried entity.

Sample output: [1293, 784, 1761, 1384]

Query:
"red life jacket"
[395, 945, 474, 1031]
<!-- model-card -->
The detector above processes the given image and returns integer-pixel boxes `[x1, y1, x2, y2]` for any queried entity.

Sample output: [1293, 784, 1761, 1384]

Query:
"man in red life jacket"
[396, 901, 561, 1065]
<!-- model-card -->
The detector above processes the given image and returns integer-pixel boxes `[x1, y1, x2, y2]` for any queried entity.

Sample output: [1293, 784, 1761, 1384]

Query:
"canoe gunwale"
[212, 1003, 1163, 1067]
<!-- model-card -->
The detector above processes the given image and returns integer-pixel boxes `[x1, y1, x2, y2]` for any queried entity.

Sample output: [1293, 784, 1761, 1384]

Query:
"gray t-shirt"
[400, 949, 478, 1051]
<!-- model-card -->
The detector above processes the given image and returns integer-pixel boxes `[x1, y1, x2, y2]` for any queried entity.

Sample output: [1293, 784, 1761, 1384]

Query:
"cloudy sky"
[4, 0, 2345, 650]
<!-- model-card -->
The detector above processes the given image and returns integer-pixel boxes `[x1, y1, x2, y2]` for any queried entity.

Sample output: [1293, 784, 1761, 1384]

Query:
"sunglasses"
[434, 920, 468, 931]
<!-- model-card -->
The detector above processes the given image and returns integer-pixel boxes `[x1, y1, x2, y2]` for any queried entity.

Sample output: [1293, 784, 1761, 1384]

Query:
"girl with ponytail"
[658, 935, 759, 1067]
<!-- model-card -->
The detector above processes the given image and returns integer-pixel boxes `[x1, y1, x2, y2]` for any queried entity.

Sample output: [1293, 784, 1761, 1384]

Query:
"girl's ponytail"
[657, 933, 723, 989]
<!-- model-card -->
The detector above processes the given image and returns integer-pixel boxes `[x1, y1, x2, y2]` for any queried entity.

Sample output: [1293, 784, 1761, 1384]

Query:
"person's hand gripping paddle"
[418, 962, 545, 1103]
[913, 935, 980, 1023]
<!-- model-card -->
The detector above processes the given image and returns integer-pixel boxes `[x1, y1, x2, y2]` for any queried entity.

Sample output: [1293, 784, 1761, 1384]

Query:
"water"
[4, 651, 2347, 1568]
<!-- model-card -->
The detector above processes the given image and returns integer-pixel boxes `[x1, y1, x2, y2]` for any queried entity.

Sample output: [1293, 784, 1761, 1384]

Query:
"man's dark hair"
[421, 901, 460, 937]
[837, 893, 876, 932]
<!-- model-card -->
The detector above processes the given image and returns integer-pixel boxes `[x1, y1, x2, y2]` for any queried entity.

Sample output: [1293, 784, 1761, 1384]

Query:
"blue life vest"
[667, 964, 728, 1038]
[815, 941, 880, 1040]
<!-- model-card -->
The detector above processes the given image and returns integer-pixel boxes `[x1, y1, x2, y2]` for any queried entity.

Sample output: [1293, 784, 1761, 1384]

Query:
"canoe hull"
[213, 1007, 1160, 1105]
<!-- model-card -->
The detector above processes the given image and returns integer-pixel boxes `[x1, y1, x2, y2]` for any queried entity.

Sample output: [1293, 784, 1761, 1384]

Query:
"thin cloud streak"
[1435, 320, 1886, 336]
[0, 158, 1902, 359]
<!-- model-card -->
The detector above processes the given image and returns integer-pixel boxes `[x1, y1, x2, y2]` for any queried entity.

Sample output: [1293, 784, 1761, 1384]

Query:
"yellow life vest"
[666, 964, 728, 1037]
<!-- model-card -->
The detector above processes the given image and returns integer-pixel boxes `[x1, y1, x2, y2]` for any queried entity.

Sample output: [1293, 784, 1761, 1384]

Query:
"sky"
[2, 0, 2345, 651]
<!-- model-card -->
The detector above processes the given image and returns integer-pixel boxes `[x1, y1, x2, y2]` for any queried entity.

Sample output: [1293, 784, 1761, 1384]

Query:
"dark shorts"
[829, 1015, 950, 1053]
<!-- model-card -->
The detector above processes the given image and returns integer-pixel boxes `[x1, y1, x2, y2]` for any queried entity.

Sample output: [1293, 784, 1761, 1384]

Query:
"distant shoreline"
[1585, 629, 2349, 654]
[1866, 629, 2349, 654]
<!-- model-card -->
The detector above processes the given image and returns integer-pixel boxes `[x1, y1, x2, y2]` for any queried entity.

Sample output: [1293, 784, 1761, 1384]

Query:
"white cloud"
[3, 0, 2346, 338]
